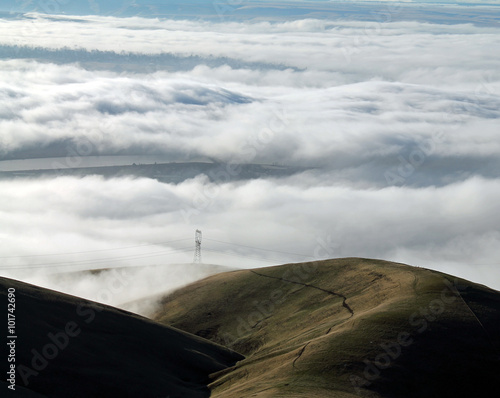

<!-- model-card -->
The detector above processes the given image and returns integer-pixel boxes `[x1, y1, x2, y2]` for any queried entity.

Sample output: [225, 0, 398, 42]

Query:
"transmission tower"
[193, 229, 202, 264]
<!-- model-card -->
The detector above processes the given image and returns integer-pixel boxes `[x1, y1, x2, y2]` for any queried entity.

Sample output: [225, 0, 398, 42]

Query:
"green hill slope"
[153, 258, 500, 397]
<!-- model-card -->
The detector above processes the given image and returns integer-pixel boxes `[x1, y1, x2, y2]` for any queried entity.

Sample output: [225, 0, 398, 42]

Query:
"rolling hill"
[0, 276, 243, 398]
[2, 258, 499, 397]
[153, 258, 500, 397]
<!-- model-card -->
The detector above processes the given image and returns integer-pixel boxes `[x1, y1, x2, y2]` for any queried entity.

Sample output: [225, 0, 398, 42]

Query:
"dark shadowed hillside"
[0, 277, 243, 398]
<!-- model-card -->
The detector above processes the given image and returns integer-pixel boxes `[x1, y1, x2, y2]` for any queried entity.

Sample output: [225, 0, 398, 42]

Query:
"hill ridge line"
[249, 270, 354, 317]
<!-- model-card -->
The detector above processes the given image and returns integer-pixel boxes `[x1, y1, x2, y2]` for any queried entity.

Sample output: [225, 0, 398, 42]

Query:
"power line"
[0, 238, 193, 259]
[0, 247, 194, 270]
[202, 248, 290, 264]
[204, 238, 314, 259]
[0, 235, 314, 273]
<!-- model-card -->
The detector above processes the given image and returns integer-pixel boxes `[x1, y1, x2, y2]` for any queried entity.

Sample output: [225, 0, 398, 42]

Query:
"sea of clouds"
[1, 4, 499, 313]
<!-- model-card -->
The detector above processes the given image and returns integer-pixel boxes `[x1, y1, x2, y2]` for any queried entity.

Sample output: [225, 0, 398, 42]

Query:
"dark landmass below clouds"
[0, 161, 307, 184]
[0, 44, 299, 73]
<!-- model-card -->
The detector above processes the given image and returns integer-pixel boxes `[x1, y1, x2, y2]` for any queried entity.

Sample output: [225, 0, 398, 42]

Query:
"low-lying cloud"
[1, 175, 500, 300]
[1, 60, 498, 188]
[0, 10, 499, 310]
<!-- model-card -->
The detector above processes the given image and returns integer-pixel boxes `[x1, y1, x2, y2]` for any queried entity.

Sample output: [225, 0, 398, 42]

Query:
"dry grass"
[154, 258, 500, 397]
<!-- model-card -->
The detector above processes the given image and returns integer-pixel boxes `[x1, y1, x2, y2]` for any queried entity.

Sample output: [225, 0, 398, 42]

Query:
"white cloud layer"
[0, 12, 499, 310]
[1, 175, 500, 299]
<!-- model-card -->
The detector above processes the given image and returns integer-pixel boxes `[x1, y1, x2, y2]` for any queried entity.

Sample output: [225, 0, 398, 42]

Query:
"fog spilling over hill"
[0, 275, 243, 397]
[6, 263, 233, 317]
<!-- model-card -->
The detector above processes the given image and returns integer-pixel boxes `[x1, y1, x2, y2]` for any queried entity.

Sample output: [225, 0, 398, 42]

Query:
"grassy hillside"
[0, 276, 243, 398]
[153, 258, 500, 397]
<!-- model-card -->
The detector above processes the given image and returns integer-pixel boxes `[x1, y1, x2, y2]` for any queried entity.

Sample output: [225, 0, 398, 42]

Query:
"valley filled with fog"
[1, 2, 499, 312]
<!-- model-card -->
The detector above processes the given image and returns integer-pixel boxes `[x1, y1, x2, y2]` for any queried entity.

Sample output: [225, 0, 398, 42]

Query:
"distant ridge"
[0, 162, 305, 184]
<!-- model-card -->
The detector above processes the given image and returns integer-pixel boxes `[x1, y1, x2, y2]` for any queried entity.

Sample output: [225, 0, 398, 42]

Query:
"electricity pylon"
[193, 229, 202, 264]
